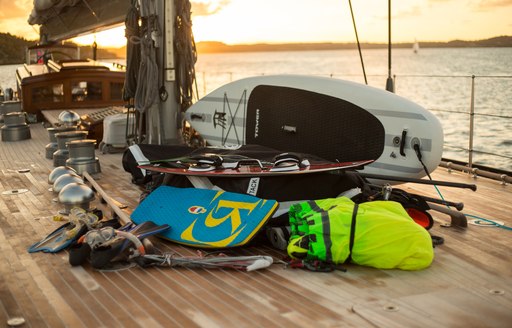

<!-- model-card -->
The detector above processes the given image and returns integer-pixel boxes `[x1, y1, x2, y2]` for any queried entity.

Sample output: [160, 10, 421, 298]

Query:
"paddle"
[357, 172, 477, 191]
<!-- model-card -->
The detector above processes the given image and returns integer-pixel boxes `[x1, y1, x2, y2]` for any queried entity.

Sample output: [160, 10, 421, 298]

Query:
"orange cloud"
[0, 0, 31, 18]
[191, 0, 231, 16]
[475, 0, 512, 9]
[0, 0, 38, 40]
[393, 6, 423, 19]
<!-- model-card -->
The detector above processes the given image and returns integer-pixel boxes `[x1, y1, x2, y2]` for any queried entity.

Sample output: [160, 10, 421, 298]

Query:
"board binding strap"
[138, 151, 373, 177]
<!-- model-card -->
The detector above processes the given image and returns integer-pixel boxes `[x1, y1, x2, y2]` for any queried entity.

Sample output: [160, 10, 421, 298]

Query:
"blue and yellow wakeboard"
[130, 186, 278, 248]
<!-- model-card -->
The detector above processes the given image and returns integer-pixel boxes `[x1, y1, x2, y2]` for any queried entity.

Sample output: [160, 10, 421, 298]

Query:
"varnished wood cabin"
[15, 43, 125, 122]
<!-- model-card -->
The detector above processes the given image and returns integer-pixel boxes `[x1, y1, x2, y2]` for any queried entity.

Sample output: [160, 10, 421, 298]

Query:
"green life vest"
[287, 197, 434, 270]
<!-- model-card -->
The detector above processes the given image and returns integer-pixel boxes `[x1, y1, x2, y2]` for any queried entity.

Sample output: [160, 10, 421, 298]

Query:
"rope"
[174, 0, 198, 111]
[123, 0, 141, 101]
[123, 0, 198, 143]
[465, 214, 512, 230]
[137, 253, 273, 271]
[134, 0, 160, 113]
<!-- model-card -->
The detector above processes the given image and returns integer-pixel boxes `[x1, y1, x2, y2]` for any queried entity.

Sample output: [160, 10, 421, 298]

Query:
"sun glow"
[190, 1, 347, 44]
[48, 0, 512, 48]
[0, 0, 511, 48]
[71, 26, 127, 48]
[189, 0, 512, 44]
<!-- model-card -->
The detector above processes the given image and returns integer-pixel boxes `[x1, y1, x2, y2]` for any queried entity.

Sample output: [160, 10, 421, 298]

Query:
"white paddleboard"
[185, 75, 443, 181]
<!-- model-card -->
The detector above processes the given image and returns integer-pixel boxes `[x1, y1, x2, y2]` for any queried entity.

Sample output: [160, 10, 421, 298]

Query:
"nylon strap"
[345, 203, 359, 264]
[308, 201, 333, 263]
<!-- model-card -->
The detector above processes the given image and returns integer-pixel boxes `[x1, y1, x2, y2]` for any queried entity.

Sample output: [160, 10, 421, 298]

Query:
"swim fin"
[28, 222, 88, 253]
[28, 208, 104, 253]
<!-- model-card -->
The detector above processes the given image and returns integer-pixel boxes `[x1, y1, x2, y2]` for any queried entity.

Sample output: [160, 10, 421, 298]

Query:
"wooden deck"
[1, 122, 511, 327]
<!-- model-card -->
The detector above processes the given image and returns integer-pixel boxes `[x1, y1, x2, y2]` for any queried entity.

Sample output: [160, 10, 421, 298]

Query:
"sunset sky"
[1, 0, 511, 47]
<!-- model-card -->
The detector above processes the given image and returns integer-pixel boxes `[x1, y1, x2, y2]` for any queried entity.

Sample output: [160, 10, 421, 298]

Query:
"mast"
[31, 0, 186, 145]
[142, 0, 181, 144]
[385, 0, 394, 92]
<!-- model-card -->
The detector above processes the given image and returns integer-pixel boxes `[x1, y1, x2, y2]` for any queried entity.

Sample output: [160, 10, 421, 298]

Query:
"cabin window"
[71, 81, 102, 102]
[32, 84, 63, 103]
[110, 82, 124, 100]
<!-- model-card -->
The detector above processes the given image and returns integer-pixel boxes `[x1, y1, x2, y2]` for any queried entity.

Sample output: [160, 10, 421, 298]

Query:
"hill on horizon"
[195, 35, 512, 53]
[1, 33, 510, 64]
[0, 32, 122, 65]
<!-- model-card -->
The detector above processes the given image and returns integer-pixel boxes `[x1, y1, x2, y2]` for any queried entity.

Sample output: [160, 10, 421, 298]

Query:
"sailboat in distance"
[413, 39, 420, 53]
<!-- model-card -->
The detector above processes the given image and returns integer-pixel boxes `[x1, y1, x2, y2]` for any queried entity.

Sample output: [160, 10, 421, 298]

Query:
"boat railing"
[392, 74, 512, 177]
[195, 72, 512, 178]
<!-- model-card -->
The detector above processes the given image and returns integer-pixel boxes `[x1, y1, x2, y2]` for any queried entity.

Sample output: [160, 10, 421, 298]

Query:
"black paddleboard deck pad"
[245, 85, 385, 163]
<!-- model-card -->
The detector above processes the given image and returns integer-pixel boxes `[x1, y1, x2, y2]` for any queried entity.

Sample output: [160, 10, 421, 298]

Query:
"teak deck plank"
[0, 122, 511, 327]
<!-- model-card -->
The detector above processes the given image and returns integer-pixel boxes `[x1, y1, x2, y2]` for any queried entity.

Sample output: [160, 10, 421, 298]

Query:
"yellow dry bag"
[287, 197, 434, 270]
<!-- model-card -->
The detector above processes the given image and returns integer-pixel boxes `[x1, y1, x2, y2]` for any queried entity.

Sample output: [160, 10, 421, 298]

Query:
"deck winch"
[1, 112, 31, 142]
[53, 130, 88, 166]
[45, 126, 76, 159]
[0, 100, 21, 123]
[66, 139, 101, 175]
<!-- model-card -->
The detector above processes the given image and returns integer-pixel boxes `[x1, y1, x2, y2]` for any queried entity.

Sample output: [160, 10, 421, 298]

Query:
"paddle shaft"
[358, 172, 477, 191]
[367, 182, 465, 211]
[427, 202, 468, 228]
[83, 172, 132, 225]
[421, 195, 464, 211]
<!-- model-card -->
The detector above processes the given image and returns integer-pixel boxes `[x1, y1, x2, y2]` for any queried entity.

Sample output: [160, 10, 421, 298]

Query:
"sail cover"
[28, 0, 129, 41]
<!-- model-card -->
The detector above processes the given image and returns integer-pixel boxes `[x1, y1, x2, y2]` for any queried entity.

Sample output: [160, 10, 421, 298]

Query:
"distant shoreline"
[196, 36, 512, 54]
[1, 33, 511, 64]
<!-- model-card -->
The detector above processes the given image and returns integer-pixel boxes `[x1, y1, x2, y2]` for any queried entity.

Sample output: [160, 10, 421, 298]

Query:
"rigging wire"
[81, 0, 99, 21]
[347, 0, 367, 85]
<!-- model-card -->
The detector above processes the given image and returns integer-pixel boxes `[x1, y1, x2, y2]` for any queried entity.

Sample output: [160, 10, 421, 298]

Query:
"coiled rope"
[134, 0, 160, 113]
[174, 0, 198, 112]
[123, 0, 141, 101]
[122, 0, 198, 143]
